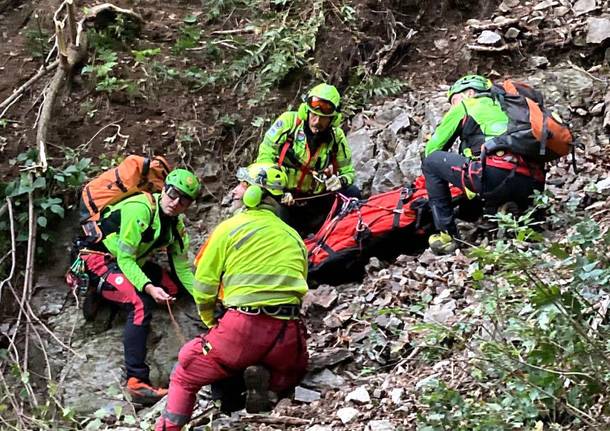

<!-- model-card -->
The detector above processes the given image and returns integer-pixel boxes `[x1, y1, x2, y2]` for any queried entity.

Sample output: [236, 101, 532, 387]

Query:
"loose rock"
[294, 386, 321, 403]
[337, 407, 360, 424]
[346, 386, 371, 404]
[586, 17, 610, 44]
[573, 0, 597, 16]
[477, 30, 503, 45]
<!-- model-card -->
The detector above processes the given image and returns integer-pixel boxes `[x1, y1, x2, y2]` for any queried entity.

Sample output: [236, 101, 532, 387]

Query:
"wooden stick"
[0, 199, 16, 302]
[210, 27, 255, 35]
[36, 67, 65, 172]
[0, 60, 59, 113]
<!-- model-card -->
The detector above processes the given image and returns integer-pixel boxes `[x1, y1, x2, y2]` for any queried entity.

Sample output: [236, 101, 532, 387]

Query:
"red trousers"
[156, 310, 308, 430]
[81, 252, 179, 381]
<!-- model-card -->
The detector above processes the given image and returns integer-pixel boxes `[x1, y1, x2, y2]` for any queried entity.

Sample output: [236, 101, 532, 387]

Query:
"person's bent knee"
[422, 151, 446, 175]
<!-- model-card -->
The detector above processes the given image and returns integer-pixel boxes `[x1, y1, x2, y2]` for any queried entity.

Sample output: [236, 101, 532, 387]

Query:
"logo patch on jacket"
[297, 130, 305, 141]
[267, 119, 283, 136]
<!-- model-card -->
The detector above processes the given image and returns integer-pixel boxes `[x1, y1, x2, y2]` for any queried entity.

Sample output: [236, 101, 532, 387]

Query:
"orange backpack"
[484, 80, 574, 163]
[79, 155, 171, 242]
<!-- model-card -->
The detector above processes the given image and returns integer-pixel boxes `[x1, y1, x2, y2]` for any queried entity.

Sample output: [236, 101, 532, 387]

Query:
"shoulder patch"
[267, 119, 284, 136]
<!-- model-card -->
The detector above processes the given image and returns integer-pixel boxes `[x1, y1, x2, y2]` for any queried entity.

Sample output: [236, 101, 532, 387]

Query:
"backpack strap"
[171, 219, 185, 253]
[137, 157, 152, 187]
[277, 116, 302, 167]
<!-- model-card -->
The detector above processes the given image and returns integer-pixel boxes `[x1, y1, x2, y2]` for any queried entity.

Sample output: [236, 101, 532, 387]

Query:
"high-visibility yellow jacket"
[101, 193, 194, 294]
[193, 205, 309, 327]
[256, 111, 356, 194]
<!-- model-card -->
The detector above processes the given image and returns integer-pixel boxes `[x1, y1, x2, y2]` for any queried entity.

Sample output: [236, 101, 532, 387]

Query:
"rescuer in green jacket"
[157, 163, 309, 430]
[422, 75, 545, 254]
[256, 83, 361, 235]
[75, 169, 201, 405]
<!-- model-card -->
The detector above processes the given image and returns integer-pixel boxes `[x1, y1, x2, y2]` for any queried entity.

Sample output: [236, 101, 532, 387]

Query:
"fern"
[343, 70, 408, 116]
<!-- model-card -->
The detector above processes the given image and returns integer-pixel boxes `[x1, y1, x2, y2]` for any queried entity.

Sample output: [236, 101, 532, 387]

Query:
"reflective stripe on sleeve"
[117, 240, 137, 255]
[193, 280, 218, 294]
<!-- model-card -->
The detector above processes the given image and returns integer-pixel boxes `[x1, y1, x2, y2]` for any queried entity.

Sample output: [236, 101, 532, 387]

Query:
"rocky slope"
[1, 0, 609, 430]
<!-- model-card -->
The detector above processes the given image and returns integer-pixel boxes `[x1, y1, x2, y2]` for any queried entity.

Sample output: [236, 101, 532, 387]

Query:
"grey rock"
[396, 140, 422, 185]
[348, 129, 375, 165]
[595, 177, 610, 192]
[590, 102, 605, 116]
[346, 385, 371, 403]
[309, 285, 338, 309]
[307, 426, 333, 431]
[390, 387, 403, 404]
[355, 158, 380, 193]
[504, 27, 520, 39]
[528, 56, 549, 69]
[294, 386, 321, 403]
[586, 16, 610, 44]
[308, 348, 353, 371]
[532, 0, 554, 11]
[555, 6, 570, 17]
[337, 407, 359, 424]
[477, 30, 503, 45]
[527, 68, 597, 108]
[366, 420, 396, 431]
[351, 113, 366, 130]
[573, 0, 597, 16]
[302, 368, 346, 389]
[389, 112, 411, 135]
[504, 0, 520, 6]
[374, 313, 403, 329]
[378, 127, 400, 152]
[371, 156, 403, 194]
[434, 39, 449, 50]
[376, 107, 403, 123]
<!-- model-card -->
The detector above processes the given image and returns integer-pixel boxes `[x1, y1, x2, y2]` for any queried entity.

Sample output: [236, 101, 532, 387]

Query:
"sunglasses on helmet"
[307, 96, 336, 115]
[165, 185, 194, 206]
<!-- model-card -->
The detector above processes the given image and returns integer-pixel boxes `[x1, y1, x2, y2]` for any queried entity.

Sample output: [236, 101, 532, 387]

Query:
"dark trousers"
[82, 254, 179, 382]
[286, 185, 361, 237]
[422, 151, 544, 234]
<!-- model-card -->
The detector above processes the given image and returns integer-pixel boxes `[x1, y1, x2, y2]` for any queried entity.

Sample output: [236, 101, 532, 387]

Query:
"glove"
[325, 175, 342, 192]
[281, 192, 295, 206]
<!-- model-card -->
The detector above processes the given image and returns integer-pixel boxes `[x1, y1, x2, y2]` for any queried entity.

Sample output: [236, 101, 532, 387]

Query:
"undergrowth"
[414, 193, 610, 430]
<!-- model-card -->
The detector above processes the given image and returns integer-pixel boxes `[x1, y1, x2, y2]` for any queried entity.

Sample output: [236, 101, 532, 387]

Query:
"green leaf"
[549, 244, 569, 260]
[37, 216, 47, 228]
[50, 204, 65, 217]
[472, 269, 485, 281]
[183, 15, 198, 24]
[85, 419, 103, 431]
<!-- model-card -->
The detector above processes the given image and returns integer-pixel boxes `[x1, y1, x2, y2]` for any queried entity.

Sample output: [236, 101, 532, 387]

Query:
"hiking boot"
[428, 232, 458, 256]
[126, 377, 168, 406]
[244, 365, 271, 413]
[82, 284, 101, 322]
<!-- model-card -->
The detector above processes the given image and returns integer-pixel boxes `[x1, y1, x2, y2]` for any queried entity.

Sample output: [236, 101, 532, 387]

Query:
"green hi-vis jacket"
[192, 206, 308, 327]
[101, 193, 194, 294]
[424, 96, 509, 158]
[256, 111, 356, 194]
